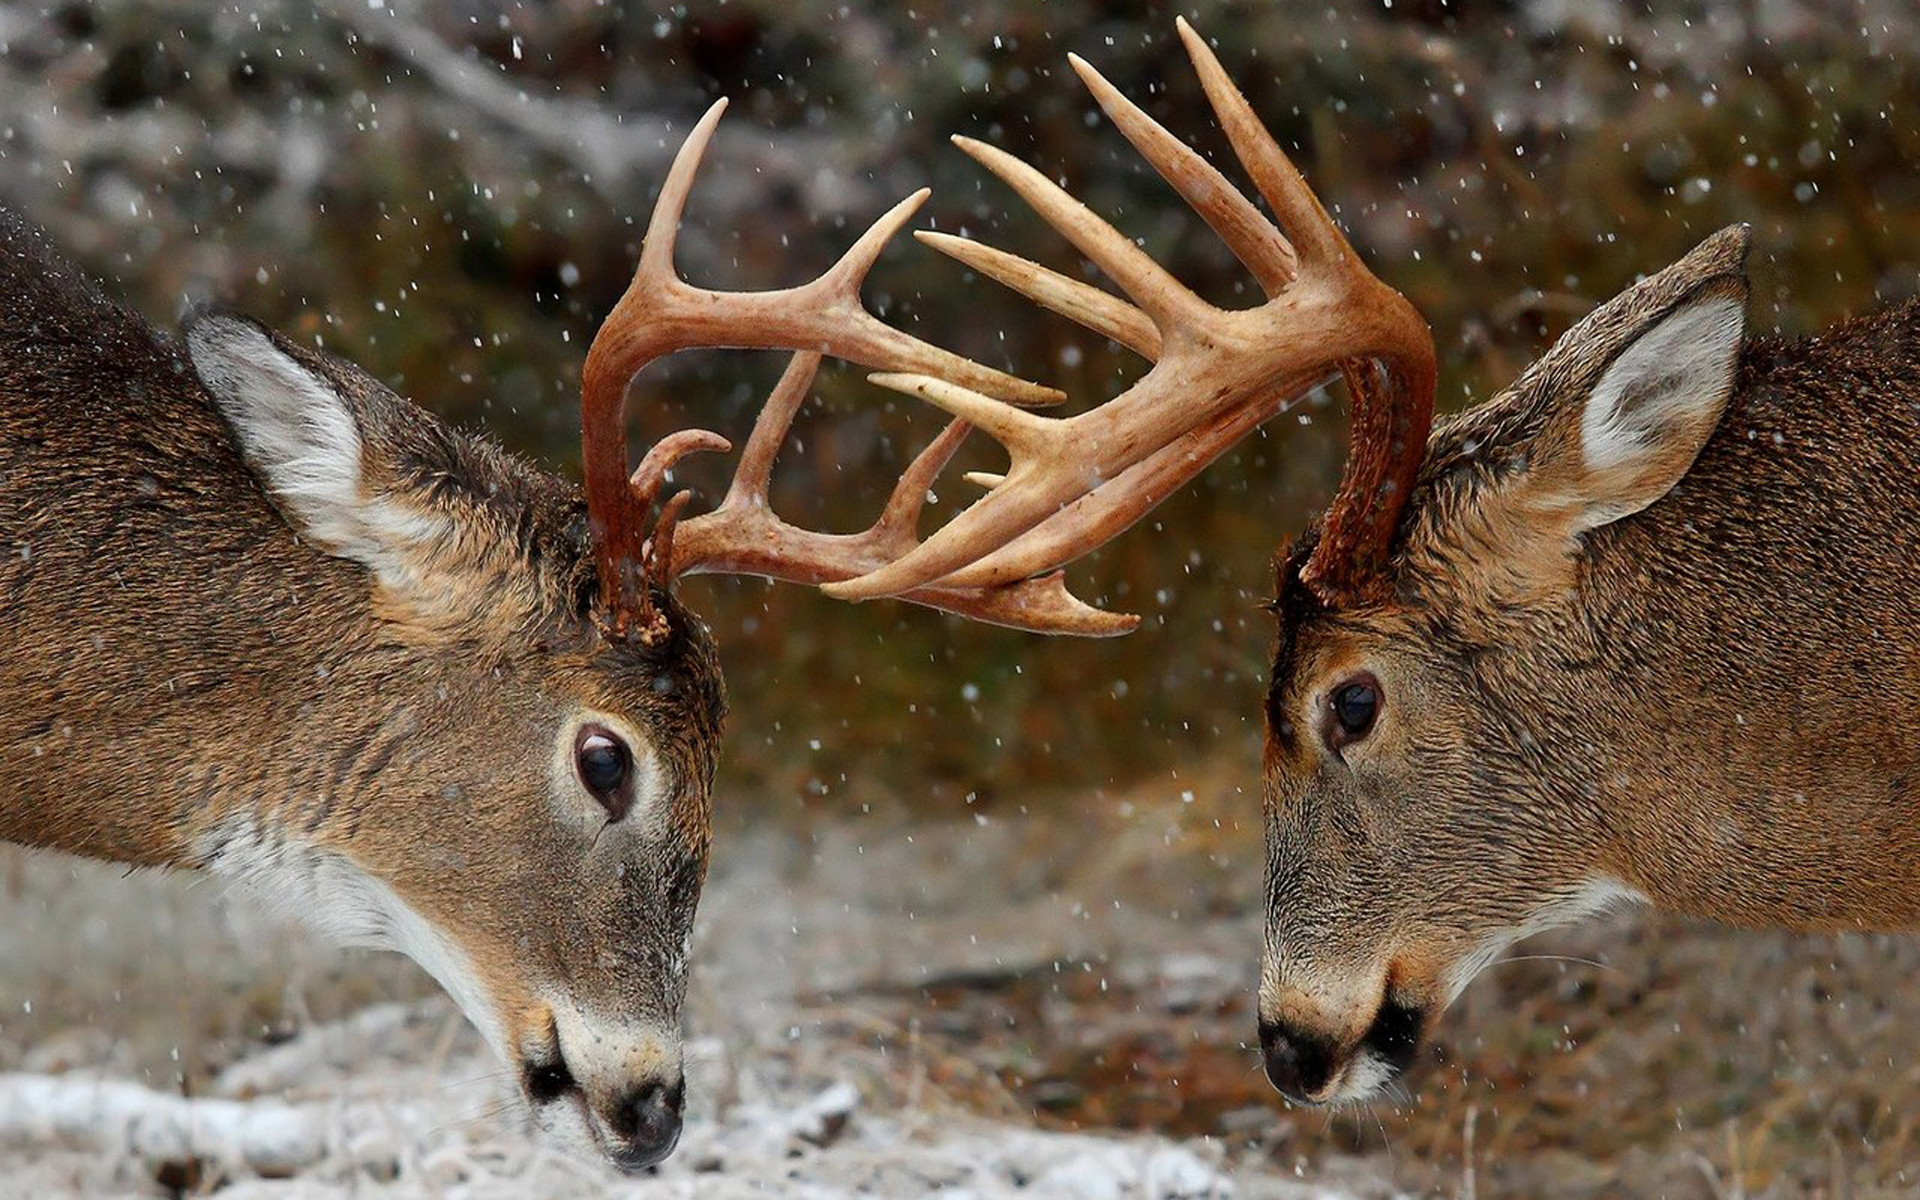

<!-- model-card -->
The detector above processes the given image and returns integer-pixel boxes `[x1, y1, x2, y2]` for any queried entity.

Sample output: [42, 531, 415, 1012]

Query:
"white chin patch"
[1441, 877, 1649, 1007]
[1334, 1050, 1397, 1103]
[527, 1092, 608, 1165]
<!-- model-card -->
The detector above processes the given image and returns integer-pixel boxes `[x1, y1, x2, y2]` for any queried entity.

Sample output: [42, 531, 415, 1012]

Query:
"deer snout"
[604, 1076, 685, 1172]
[520, 1041, 684, 1172]
[1257, 967, 1429, 1105]
[519, 1000, 687, 1169]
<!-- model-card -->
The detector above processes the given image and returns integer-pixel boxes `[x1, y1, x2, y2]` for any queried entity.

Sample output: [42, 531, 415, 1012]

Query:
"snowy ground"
[0, 797, 1394, 1199]
[0, 1003, 1335, 1200]
[8, 785, 1918, 1198]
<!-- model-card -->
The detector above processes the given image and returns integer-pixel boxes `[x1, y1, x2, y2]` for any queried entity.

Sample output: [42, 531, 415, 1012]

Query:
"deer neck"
[1599, 699, 1920, 932]
[1574, 342, 1920, 932]
[0, 561, 395, 870]
[0, 343, 396, 870]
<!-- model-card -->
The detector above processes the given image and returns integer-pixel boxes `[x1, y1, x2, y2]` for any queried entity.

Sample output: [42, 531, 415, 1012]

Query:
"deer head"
[1005, 21, 1853, 1113]
[181, 312, 726, 1169]
[1256, 225, 1758, 1106]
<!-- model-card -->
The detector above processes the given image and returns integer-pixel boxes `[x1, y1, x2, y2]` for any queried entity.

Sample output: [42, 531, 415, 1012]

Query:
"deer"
[998, 27, 1913, 1107]
[843, 20, 1916, 1108]
[0, 20, 1427, 1169]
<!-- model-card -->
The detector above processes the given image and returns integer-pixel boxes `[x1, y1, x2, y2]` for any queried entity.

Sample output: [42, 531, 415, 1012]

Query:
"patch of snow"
[0, 1004, 1355, 1200]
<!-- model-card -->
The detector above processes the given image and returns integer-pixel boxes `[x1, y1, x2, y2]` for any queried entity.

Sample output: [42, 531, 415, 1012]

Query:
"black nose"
[1258, 1018, 1339, 1103]
[606, 1077, 685, 1172]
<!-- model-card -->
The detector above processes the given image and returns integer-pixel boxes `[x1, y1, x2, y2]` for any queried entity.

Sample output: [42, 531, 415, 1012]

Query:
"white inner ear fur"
[188, 317, 367, 545]
[1574, 293, 1744, 526]
[188, 316, 445, 588]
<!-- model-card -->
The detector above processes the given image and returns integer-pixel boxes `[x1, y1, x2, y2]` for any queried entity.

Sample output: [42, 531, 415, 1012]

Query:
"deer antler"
[820, 17, 1435, 609]
[582, 20, 1432, 641]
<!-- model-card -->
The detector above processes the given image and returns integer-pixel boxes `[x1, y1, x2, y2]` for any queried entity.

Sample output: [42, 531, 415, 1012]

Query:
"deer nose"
[605, 1076, 685, 1172]
[1258, 1017, 1341, 1104]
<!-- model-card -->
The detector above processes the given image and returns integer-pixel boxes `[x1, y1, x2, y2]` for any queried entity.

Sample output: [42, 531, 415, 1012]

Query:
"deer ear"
[1561, 281, 1746, 531]
[186, 313, 439, 587]
[1438, 228, 1750, 600]
[1481, 226, 1750, 548]
[187, 313, 373, 551]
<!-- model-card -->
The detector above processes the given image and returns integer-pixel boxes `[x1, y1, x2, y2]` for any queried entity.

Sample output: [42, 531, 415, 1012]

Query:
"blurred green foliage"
[4, 0, 1915, 809]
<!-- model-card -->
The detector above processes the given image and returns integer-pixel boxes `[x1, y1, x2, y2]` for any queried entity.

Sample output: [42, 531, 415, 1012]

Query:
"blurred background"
[3, 0, 1920, 1196]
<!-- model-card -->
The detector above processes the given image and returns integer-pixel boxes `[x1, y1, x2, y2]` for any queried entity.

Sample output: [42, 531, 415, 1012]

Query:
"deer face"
[1257, 226, 1752, 1105]
[187, 315, 726, 1170]
[330, 622, 723, 1171]
[1259, 593, 1639, 1104]
[387, 651, 720, 1169]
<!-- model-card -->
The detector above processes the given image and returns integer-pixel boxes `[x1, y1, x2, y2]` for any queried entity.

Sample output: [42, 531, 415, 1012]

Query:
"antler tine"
[870, 416, 973, 543]
[934, 367, 1327, 589]
[950, 136, 1207, 333]
[867, 372, 1051, 459]
[1174, 17, 1350, 271]
[821, 189, 930, 302]
[915, 231, 1162, 359]
[719, 352, 819, 511]
[1066, 52, 1296, 295]
[645, 489, 696, 585]
[630, 429, 733, 511]
[638, 98, 728, 284]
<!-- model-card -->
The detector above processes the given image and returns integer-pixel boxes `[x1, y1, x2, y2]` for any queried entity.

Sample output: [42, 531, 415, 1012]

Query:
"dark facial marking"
[1265, 536, 1326, 749]
[523, 1053, 577, 1104]
[1360, 995, 1425, 1077]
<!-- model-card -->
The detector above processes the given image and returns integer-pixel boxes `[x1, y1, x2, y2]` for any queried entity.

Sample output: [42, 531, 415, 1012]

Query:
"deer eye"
[575, 726, 633, 820]
[1326, 675, 1381, 751]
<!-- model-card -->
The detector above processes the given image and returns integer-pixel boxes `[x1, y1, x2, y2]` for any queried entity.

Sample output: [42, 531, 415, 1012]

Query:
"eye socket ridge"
[1323, 671, 1382, 753]
[574, 723, 635, 822]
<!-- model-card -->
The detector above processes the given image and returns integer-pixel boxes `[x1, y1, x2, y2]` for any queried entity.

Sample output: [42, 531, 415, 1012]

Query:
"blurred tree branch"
[329, 0, 881, 211]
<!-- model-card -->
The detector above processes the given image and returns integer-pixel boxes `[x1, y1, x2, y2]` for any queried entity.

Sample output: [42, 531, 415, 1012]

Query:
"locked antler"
[581, 19, 1434, 643]
[578, 100, 1128, 640]
[820, 18, 1435, 609]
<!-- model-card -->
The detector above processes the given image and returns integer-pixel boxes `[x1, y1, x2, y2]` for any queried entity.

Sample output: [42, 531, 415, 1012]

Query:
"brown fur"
[1260, 223, 1920, 1099]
